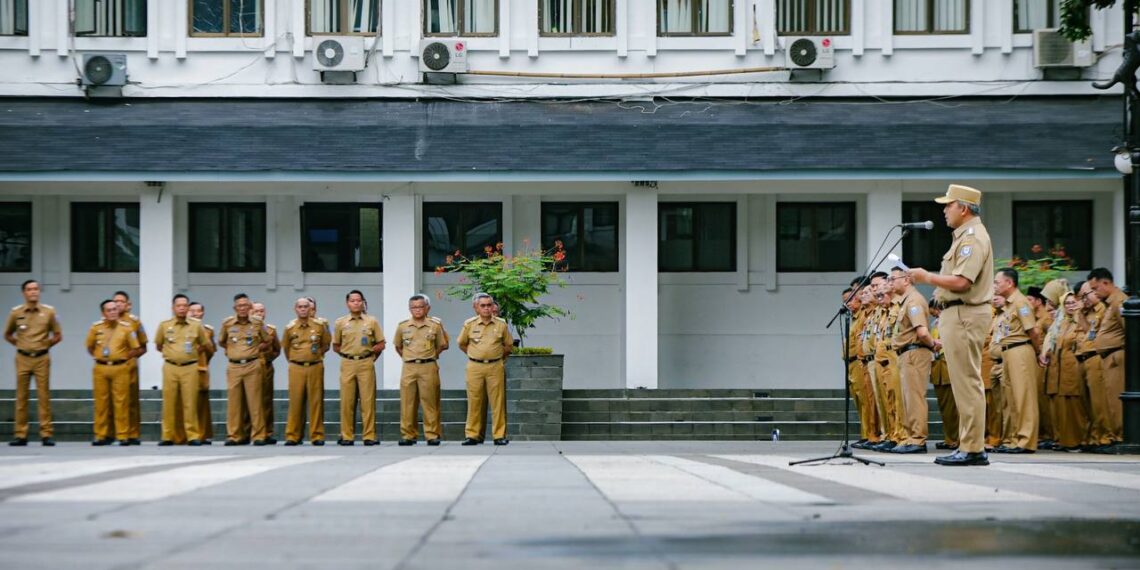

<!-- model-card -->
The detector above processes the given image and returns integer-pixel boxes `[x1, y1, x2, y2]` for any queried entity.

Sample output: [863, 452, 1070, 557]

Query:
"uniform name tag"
[184, 341, 193, 354]
[361, 337, 369, 347]
[102, 347, 110, 357]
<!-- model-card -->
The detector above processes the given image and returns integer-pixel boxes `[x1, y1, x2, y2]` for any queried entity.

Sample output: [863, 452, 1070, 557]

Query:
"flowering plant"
[437, 240, 570, 346]
[997, 244, 1076, 291]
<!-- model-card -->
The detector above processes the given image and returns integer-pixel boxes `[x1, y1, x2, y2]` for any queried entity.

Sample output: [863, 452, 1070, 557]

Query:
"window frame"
[306, 0, 380, 36]
[70, 202, 140, 273]
[893, 0, 969, 35]
[422, 0, 499, 38]
[188, 202, 267, 273]
[1013, 0, 1060, 33]
[539, 0, 616, 37]
[422, 201, 504, 271]
[299, 202, 383, 273]
[540, 201, 620, 272]
[657, 201, 737, 273]
[775, 201, 857, 273]
[776, 0, 851, 36]
[0, 201, 32, 273]
[1011, 200, 1094, 270]
[189, 0, 265, 38]
[74, 0, 148, 37]
[656, 0, 735, 37]
[0, 0, 29, 36]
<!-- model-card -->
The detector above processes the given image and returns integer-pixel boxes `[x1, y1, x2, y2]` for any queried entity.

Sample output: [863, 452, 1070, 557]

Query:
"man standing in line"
[188, 302, 215, 443]
[992, 268, 1039, 454]
[909, 184, 994, 467]
[156, 294, 212, 446]
[86, 299, 143, 446]
[394, 294, 449, 446]
[283, 297, 330, 446]
[5, 280, 62, 446]
[890, 267, 937, 454]
[333, 290, 385, 446]
[252, 302, 280, 444]
[458, 293, 514, 446]
[113, 291, 148, 445]
[1087, 267, 1127, 450]
[218, 293, 272, 446]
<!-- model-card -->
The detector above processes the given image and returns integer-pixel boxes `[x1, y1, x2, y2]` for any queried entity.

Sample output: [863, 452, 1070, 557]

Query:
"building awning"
[0, 96, 1121, 180]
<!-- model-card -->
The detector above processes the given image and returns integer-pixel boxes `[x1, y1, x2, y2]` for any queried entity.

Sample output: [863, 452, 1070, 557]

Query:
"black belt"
[896, 343, 930, 356]
[469, 357, 503, 364]
[1099, 347, 1123, 360]
[993, 358, 1003, 364]
[338, 353, 373, 360]
[17, 349, 48, 358]
[164, 359, 198, 367]
[941, 300, 965, 309]
[1001, 340, 1032, 353]
[95, 359, 127, 366]
[861, 356, 874, 363]
[228, 358, 258, 365]
[404, 358, 436, 364]
[1076, 352, 1098, 363]
[289, 360, 322, 367]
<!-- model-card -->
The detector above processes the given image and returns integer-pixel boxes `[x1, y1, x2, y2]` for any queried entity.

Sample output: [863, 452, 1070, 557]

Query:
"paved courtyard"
[0, 441, 1137, 569]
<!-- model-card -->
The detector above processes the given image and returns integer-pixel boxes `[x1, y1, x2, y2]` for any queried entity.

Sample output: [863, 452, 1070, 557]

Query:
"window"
[300, 203, 382, 272]
[191, 0, 263, 36]
[424, 202, 502, 270]
[0, 202, 30, 272]
[71, 203, 140, 272]
[658, 203, 735, 272]
[776, 202, 855, 272]
[189, 203, 266, 272]
[541, 202, 619, 272]
[777, 0, 849, 35]
[309, 0, 379, 35]
[902, 201, 953, 272]
[424, 0, 497, 36]
[541, 0, 615, 36]
[75, 0, 146, 37]
[658, 0, 732, 36]
[0, 0, 28, 36]
[1013, 201, 1093, 270]
[1013, 0, 1061, 33]
[894, 0, 968, 34]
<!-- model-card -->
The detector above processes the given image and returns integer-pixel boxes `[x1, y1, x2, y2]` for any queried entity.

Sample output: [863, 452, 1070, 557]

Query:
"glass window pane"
[659, 205, 695, 271]
[71, 203, 140, 272]
[1013, 201, 1092, 270]
[0, 202, 30, 272]
[659, 0, 693, 34]
[310, 0, 338, 33]
[463, 0, 495, 33]
[1014, 0, 1049, 32]
[697, 0, 731, 33]
[902, 201, 953, 271]
[351, 0, 380, 33]
[190, 203, 264, 272]
[659, 203, 735, 272]
[542, 0, 572, 34]
[694, 203, 734, 270]
[190, 205, 222, 271]
[425, 0, 457, 33]
[777, 203, 855, 272]
[0, 0, 29, 36]
[423, 202, 502, 270]
[357, 205, 381, 269]
[933, 0, 967, 32]
[301, 203, 381, 272]
[110, 205, 140, 271]
[192, 0, 224, 33]
[541, 202, 618, 272]
[579, 0, 614, 34]
[894, 0, 926, 32]
[231, 0, 263, 34]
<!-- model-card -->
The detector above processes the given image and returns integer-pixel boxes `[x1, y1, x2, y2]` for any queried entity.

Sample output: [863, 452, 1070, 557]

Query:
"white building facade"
[0, 0, 1127, 392]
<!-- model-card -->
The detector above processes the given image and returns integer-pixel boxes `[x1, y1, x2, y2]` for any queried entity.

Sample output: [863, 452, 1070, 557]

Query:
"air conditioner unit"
[1033, 29, 1094, 68]
[784, 36, 835, 70]
[80, 53, 128, 86]
[418, 39, 468, 74]
[313, 36, 366, 72]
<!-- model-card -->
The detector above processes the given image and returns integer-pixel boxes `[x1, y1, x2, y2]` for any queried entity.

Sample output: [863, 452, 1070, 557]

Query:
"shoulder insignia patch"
[1019, 306, 1031, 317]
[960, 246, 972, 258]
[966, 228, 974, 235]
[909, 306, 919, 316]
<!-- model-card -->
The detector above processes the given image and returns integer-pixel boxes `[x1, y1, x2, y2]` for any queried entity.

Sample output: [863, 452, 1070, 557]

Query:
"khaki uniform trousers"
[340, 358, 378, 442]
[161, 362, 200, 442]
[1001, 344, 1039, 450]
[400, 362, 442, 440]
[285, 363, 325, 442]
[999, 368, 1016, 447]
[197, 370, 214, 441]
[1101, 350, 1125, 442]
[465, 360, 507, 441]
[865, 359, 884, 441]
[226, 360, 265, 442]
[985, 374, 1003, 448]
[876, 356, 906, 443]
[934, 384, 960, 446]
[940, 305, 989, 454]
[93, 362, 132, 441]
[1079, 355, 1109, 445]
[128, 360, 141, 440]
[898, 348, 932, 446]
[1036, 365, 1054, 443]
[262, 362, 276, 438]
[848, 361, 878, 442]
[14, 353, 52, 439]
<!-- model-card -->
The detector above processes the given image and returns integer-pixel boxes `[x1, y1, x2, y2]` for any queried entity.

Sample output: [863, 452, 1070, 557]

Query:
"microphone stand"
[790, 227, 912, 467]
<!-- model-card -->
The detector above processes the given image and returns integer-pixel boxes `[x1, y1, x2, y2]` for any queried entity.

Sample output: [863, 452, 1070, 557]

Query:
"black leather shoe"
[158, 440, 174, 447]
[117, 439, 130, 446]
[264, 437, 277, 445]
[41, 438, 55, 447]
[461, 438, 479, 446]
[337, 439, 355, 446]
[127, 438, 141, 446]
[311, 440, 325, 447]
[872, 440, 897, 452]
[363, 439, 378, 446]
[283, 440, 300, 446]
[493, 438, 509, 446]
[253, 439, 268, 446]
[92, 438, 112, 446]
[891, 443, 927, 454]
[237, 439, 251, 446]
[188, 440, 202, 446]
[991, 445, 1012, 454]
[1038, 440, 1057, 450]
[1003, 447, 1034, 454]
[398, 439, 416, 446]
[8, 438, 27, 447]
[427, 439, 441, 446]
[935, 451, 989, 466]
[201, 439, 213, 445]
[224, 439, 240, 446]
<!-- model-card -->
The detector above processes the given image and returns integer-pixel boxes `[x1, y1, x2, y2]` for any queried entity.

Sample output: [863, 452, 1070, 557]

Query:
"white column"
[865, 185, 903, 272]
[138, 187, 175, 389]
[624, 190, 658, 389]
[382, 193, 419, 390]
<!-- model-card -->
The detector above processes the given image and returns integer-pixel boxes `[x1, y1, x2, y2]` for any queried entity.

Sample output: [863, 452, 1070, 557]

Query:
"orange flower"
[434, 266, 444, 276]
[553, 251, 566, 262]
[554, 240, 564, 250]
[454, 250, 461, 256]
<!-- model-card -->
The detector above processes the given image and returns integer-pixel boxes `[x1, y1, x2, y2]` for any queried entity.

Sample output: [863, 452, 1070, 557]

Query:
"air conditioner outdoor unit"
[1033, 29, 1094, 68]
[313, 36, 367, 72]
[784, 36, 835, 70]
[418, 39, 468, 74]
[80, 53, 128, 86]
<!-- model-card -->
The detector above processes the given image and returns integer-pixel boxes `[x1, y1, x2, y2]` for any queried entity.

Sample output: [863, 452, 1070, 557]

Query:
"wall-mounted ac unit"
[418, 39, 467, 74]
[1033, 29, 1094, 68]
[313, 36, 366, 72]
[81, 53, 128, 86]
[784, 37, 835, 70]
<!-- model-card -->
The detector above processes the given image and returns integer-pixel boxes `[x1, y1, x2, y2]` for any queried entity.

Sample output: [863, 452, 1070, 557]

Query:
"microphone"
[900, 221, 934, 230]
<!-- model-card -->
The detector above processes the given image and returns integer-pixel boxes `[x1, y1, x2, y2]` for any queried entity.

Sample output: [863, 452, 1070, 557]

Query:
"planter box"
[505, 354, 564, 441]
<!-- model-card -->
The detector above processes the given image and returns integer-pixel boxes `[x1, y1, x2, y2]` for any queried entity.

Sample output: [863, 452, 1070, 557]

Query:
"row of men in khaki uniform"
[842, 266, 1128, 455]
[6, 283, 514, 447]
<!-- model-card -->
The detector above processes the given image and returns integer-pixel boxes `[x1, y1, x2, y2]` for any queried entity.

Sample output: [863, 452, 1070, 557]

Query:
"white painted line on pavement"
[311, 456, 488, 502]
[566, 455, 751, 502]
[989, 463, 1140, 492]
[12, 456, 333, 502]
[0, 456, 220, 491]
[648, 455, 833, 504]
[715, 455, 1051, 503]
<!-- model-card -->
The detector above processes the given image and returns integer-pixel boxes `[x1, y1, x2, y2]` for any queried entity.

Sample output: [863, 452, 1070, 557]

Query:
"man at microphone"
[907, 184, 994, 467]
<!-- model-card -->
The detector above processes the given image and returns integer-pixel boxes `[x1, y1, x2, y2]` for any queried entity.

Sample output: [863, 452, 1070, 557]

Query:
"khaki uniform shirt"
[874, 300, 899, 361]
[930, 317, 950, 385]
[849, 308, 866, 360]
[262, 324, 280, 364]
[122, 313, 149, 357]
[283, 318, 331, 363]
[892, 286, 929, 349]
[1075, 303, 1105, 356]
[86, 319, 141, 361]
[935, 216, 993, 305]
[395, 317, 448, 361]
[333, 314, 385, 358]
[1093, 289, 1127, 352]
[5, 303, 61, 352]
[459, 316, 513, 361]
[1031, 305, 1053, 354]
[219, 316, 272, 362]
[999, 290, 1035, 347]
[860, 306, 881, 359]
[157, 317, 212, 363]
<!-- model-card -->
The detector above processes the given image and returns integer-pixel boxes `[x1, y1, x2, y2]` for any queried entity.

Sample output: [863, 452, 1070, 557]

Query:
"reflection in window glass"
[659, 203, 735, 272]
[191, 0, 263, 35]
[189, 203, 266, 272]
[74, 0, 147, 37]
[1013, 201, 1092, 270]
[0, 202, 31, 272]
[72, 203, 140, 272]
[0, 0, 29, 36]
[902, 201, 953, 271]
[423, 202, 502, 270]
[301, 203, 382, 272]
[1013, 0, 1061, 32]
[776, 202, 855, 272]
[541, 202, 619, 272]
